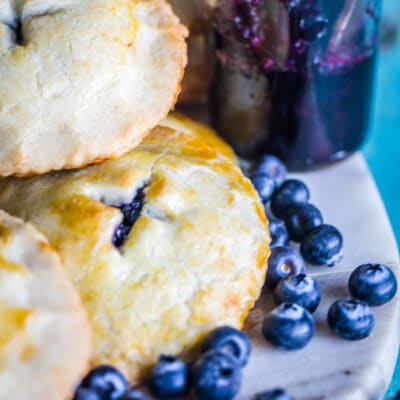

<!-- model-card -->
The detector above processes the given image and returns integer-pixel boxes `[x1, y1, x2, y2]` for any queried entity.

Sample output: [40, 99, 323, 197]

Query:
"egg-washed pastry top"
[160, 111, 237, 162]
[0, 121, 270, 382]
[0, 0, 187, 176]
[0, 210, 91, 400]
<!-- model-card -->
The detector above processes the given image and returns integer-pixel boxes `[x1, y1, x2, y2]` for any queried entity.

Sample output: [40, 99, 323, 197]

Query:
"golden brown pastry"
[160, 111, 237, 161]
[0, 0, 187, 176]
[0, 120, 269, 383]
[0, 210, 91, 400]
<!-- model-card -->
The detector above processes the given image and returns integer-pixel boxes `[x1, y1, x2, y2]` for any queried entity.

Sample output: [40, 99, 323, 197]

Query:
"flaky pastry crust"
[0, 121, 269, 383]
[0, 0, 187, 176]
[0, 210, 91, 400]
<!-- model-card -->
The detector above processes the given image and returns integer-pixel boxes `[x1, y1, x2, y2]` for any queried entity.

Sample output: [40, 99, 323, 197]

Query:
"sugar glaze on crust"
[0, 122, 270, 383]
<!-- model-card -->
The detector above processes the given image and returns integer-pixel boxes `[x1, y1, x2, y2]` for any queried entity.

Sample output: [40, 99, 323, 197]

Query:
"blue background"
[363, 1, 400, 397]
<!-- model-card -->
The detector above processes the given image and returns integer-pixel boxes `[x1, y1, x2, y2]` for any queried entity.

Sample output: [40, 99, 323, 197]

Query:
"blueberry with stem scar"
[77, 365, 128, 400]
[252, 154, 287, 187]
[266, 246, 305, 288]
[262, 303, 314, 350]
[148, 355, 188, 398]
[201, 326, 251, 367]
[274, 274, 321, 313]
[191, 349, 242, 400]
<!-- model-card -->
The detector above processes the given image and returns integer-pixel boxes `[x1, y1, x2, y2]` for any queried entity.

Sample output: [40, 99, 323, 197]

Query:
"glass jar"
[207, 0, 381, 170]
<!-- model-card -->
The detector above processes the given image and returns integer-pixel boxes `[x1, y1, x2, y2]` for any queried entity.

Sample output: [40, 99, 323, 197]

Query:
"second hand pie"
[0, 119, 270, 383]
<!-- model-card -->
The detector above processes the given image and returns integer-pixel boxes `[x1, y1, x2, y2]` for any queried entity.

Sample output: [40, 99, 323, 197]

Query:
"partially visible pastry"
[0, 0, 187, 176]
[0, 121, 270, 383]
[0, 211, 91, 400]
[160, 111, 237, 161]
[169, 0, 213, 103]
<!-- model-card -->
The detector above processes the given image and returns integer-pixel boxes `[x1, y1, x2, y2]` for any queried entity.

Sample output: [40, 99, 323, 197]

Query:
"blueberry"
[300, 224, 343, 266]
[268, 217, 289, 248]
[251, 173, 276, 203]
[73, 388, 103, 400]
[191, 349, 242, 400]
[271, 179, 310, 219]
[266, 246, 305, 288]
[201, 326, 251, 367]
[284, 203, 323, 242]
[79, 365, 128, 400]
[349, 264, 397, 306]
[252, 155, 287, 187]
[327, 299, 375, 340]
[123, 388, 149, 400]
[262, 303, 314, 350]
[148, 355, 188, 398]
[274, 274, 321, 313]
[254, 388, 294, 400]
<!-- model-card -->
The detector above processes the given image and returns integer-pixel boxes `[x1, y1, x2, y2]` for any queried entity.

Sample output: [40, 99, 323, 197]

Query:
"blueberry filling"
[13, 19, 24, 45]
[111, 186, 147, 248]
[3, 18, 24, 46]
[209, 1, 378, 168]
[3, 8, 69, 48]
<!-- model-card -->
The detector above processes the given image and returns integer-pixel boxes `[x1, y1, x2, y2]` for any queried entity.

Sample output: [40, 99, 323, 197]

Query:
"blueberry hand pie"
[0, 119, 270, 382]
[0, 211, 91, 400]
[0, 0, 187, 176]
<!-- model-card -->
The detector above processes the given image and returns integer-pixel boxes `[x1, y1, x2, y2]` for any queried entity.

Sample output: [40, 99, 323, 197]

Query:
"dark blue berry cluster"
[190, 326, 251, 399]
[328, 263, 397, 340]
[111, 186, 147, 248]
[73, 365, 144, 400]
[249, 154, 397, 352]
[247, 155, 323, 351]
[262, 274, 321, 350]
[74, 326, 250, 400]
[249, 153, 343, 275]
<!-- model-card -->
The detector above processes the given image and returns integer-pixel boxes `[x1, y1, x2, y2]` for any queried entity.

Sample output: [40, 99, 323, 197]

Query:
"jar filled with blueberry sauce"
[206, 0, 381, 170]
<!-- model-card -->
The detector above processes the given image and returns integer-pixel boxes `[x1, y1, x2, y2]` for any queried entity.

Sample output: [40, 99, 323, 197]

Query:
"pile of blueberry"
[261, 262, 397, 350]
[328, 263, 397, 340]
[248, 154, 397, 347]
[74, 326, 252, 400]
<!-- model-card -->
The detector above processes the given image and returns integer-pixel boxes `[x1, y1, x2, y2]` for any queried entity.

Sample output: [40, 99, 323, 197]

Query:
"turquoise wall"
[363, 1, 400, 398]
